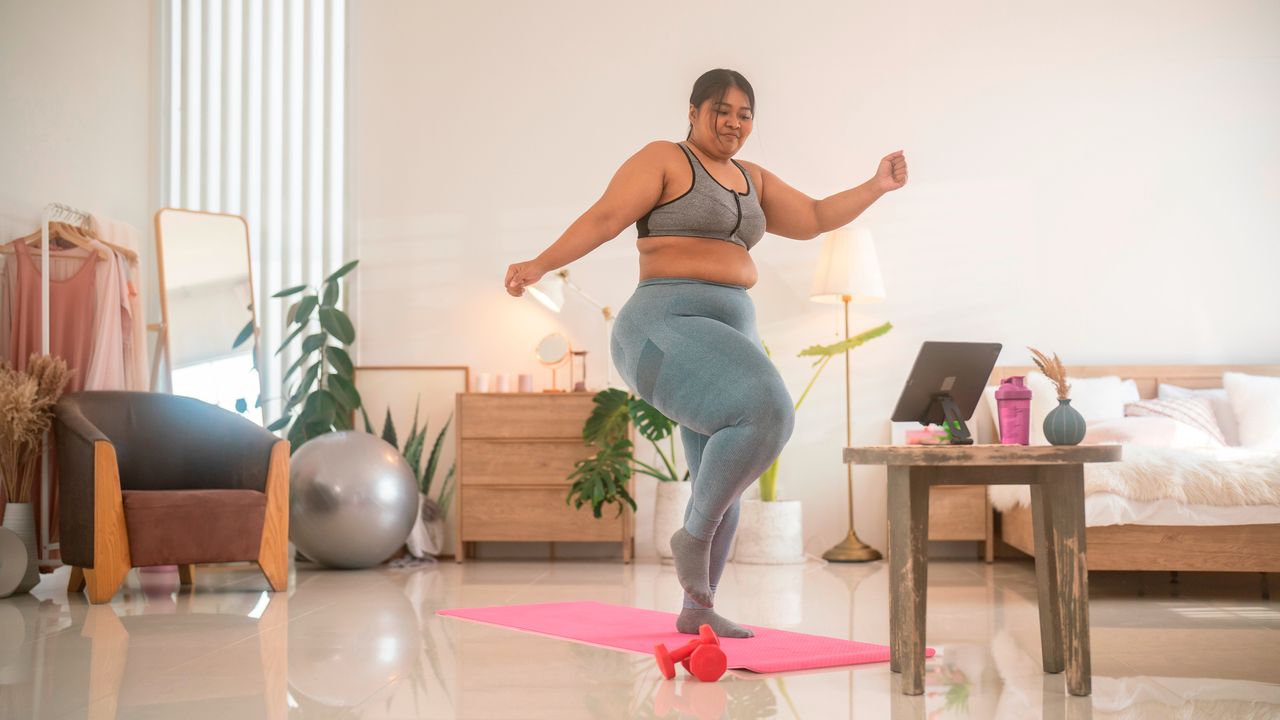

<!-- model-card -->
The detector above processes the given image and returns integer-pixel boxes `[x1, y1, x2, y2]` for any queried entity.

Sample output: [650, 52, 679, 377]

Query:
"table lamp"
[526, 269, 616, 388]
[810, 226, 885, 563]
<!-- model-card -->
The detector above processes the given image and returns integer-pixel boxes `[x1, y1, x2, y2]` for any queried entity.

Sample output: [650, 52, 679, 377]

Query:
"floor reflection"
[0, 561, 1275, 719]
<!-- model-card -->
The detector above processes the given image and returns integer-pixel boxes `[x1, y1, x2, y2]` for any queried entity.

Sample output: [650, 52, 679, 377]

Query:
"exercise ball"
[289, 431, 418, 569]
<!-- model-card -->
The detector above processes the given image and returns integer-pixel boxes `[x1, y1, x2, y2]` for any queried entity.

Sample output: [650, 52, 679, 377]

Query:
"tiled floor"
[2, 558, 1278, 719]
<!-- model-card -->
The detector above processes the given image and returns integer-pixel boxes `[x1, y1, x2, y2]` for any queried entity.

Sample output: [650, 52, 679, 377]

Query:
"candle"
[474, 373, 491, 392]
[518, 373, 533, 392]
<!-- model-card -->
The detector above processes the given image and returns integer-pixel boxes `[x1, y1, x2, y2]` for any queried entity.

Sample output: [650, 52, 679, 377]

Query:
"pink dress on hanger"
[8, 240, 97, 391]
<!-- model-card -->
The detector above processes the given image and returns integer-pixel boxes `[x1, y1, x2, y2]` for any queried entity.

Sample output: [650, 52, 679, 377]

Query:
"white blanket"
[988, 445, 1280, 512]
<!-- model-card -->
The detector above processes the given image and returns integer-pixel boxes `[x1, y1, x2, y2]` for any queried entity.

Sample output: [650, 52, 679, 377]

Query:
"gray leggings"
[610, 277, 796, 606]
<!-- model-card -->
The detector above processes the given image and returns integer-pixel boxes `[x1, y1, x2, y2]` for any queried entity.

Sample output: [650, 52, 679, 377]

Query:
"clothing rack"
[35, 202, 95, 566]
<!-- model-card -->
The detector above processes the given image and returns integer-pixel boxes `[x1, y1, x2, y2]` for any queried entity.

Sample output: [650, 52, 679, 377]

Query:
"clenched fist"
[504, 260, 546, 297]
[874, 150, 908, 194]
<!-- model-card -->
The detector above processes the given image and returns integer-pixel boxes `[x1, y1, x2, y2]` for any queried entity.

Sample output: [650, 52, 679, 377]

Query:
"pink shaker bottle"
[995, 376, 1032, 445]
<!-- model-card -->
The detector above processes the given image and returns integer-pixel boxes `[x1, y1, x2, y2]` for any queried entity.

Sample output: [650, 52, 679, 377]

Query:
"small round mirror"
[535, 333, 570, 366]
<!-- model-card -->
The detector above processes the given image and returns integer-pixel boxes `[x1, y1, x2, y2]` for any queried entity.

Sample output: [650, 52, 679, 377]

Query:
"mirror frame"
[152, 208, 262, 405]
[534, 332, 571, 367]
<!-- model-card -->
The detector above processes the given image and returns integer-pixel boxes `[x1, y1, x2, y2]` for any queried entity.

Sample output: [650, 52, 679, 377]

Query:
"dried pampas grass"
[1028, 347, 1071, 401]
[0, 354, 72, 503]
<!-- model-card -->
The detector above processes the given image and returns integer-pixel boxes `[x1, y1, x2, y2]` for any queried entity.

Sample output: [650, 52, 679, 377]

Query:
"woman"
[505, 69, 907, 638]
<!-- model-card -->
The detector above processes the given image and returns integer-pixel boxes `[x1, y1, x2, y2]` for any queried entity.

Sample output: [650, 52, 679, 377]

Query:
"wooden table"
[845, 444, 1123, 696]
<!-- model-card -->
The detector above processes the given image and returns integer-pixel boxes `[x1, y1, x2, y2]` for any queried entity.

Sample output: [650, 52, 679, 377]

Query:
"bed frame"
[985, 363, 1280, 573]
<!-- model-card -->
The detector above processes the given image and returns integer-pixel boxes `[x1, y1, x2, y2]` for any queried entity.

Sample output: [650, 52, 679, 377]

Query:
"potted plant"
[0, 354, 71, 595]
[735, 322, 893, 565]
[566, 387, 689, 559]
[360, 399, 456, 559]
[252, 260, 363, 450]
[1029, 347, 1085, 445]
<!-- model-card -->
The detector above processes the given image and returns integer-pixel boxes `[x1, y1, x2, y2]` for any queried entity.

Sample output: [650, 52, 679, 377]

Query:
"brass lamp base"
[822, 530, 883, 563]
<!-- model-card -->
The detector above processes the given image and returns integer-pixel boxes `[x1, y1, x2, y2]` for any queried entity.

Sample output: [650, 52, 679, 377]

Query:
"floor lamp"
[526, 268, 616, 388]
[810, 227, 885, 563]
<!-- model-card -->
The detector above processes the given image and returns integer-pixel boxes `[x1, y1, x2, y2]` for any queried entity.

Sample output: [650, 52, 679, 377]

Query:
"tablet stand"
[930, 393, 973, 445]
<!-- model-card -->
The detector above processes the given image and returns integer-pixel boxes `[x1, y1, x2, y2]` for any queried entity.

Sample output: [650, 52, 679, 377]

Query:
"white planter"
[733, 499, 805, 565]
[653, 481, 692, 561]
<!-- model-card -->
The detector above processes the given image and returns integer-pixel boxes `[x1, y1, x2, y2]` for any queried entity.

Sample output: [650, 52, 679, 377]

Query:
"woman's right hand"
[504, 260, 546, 297]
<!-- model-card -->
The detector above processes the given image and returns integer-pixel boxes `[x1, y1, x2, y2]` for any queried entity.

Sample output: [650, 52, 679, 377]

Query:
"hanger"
[4, 222, 110, 260]
[2, 217, 138, 263]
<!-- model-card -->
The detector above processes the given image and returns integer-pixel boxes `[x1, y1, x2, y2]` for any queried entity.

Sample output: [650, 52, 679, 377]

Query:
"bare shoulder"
[633, 140, 686, 166]
[733, 158, 767, 190]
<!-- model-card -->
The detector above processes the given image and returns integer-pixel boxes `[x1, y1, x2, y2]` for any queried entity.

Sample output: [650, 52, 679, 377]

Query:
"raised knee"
[747, 382, 794, 448]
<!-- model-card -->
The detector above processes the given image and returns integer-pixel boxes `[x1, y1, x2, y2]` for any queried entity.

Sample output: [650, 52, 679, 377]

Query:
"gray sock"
[669, 527, 712, 607]
[677, 607, 754, 638]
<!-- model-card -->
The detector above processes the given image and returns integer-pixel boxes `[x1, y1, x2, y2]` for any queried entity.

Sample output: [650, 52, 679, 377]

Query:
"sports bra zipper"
[729, 192, 742, 240]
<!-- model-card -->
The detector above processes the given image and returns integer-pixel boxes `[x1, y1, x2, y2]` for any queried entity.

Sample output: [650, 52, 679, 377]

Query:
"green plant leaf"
[324, 259, 359, 284]
[359, 406, 375, 434]
[287, 363, 321, 411]
[304, 389, 338, 425]
[437, 465, 456, 519]
[273, 284, 308, 298]
[295, 295, 319, 325]
[380, 408, 398, 448]
[332, 410, 353, 431]
[797, 321, 893, 365]
[283, 352, 309, 384]
[423, 412, 452, 496]
[286, 417, 307, 451]
[564, 438, 635, 519]
[583, 388, 631, 446]
[275, 323, 306, 356]
[232, 320, 254, 349]
[325, 346, 354, 377]
[301, 333, 327, 354]
[322, 280, 339, 307]
[319, 308, 355, 344]
[328, 373, 362, 411]
[267, 415, 291, 432]
[628, 397, 675, 442]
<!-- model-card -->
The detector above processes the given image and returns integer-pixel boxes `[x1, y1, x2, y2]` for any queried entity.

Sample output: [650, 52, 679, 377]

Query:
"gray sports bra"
[636, 142, 766, 251]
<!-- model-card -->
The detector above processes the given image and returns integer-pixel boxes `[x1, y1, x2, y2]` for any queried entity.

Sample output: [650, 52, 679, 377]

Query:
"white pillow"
[1223, 372, 1280, 450]
[1083, 416, 1225, 449]
[1026, 373, 1139, 445]
[1158, 383, 1241, 446]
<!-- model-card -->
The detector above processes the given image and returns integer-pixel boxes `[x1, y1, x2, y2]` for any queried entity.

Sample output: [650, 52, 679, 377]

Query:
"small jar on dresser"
[454, 391, 635, 562]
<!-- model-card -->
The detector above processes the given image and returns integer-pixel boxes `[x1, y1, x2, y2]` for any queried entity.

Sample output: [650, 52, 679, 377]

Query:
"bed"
[979, 364, 1280, 573]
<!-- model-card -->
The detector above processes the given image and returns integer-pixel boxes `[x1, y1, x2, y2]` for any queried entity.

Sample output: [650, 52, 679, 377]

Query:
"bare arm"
[505, 142, 669, 296]
[752, 150, 908, 240]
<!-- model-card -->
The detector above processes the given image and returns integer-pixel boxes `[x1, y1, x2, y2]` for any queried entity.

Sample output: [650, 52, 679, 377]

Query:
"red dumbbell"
[654, 638, 702, 679]
[658, 624, 726, 682]
[680, 624, 720, 673]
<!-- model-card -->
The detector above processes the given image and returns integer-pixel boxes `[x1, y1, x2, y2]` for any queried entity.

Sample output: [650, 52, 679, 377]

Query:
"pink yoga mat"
[438, 601, 935, 674]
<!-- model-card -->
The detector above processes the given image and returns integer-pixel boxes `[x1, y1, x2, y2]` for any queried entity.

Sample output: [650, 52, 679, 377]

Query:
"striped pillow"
[1124, 397, 1227, 445]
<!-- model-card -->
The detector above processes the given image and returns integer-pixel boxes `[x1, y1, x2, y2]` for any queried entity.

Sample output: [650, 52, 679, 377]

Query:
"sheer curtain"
[160, 0, 347, 422]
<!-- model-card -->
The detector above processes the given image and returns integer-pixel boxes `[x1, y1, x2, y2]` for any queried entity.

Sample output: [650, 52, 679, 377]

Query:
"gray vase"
[1, 504, 40, 594]
[1044, 398, 1086, 445]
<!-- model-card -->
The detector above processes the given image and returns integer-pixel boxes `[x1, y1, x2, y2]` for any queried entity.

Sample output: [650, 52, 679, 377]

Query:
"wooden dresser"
[454, 392, 634, 562]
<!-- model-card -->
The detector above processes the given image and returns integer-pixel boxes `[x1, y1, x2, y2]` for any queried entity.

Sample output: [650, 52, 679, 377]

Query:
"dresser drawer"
[460, 440, 595, 485]
[928, 485, 988, 541]
[458, 393, 596, 439]
[461, 487, 624, 542]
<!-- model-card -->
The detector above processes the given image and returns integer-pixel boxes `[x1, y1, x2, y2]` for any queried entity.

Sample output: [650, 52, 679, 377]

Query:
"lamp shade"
[809, 227, 885, 304]
[525, 273, 565, 313]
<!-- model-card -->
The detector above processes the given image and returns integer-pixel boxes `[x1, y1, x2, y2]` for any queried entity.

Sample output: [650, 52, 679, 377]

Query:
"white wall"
[0, 0, 156, 235]
[351, 1, 1280, 560]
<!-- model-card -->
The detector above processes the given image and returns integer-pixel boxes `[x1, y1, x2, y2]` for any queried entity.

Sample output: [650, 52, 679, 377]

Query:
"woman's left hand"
[873, 150, 908, 194]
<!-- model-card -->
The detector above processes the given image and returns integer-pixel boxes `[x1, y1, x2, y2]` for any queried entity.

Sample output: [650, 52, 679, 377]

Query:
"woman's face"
[689, 84, 753, 156]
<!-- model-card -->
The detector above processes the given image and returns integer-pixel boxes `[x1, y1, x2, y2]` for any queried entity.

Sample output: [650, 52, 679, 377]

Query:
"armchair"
[54, 392, 289, 603]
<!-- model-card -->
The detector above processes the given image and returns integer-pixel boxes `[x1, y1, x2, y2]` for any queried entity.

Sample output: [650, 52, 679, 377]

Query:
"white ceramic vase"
[1, 503, 40, 594]
[653, 480, 692, 561]
[733, 499, 806, 565]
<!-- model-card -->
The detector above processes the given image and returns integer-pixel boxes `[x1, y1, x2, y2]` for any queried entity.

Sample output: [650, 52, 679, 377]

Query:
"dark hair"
[687, 69, 755, 139]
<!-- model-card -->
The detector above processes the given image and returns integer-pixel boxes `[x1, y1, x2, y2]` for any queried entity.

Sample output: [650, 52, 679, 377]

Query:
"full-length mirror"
[154, 208, 262, 423]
